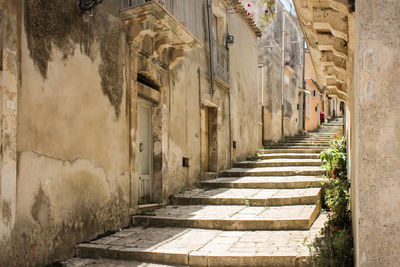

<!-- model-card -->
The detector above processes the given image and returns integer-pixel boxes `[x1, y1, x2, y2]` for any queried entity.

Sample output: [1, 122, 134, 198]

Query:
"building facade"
[0, 0, 262, 265]
[250, 0, 305, 142]
[304, 51, 322, 131]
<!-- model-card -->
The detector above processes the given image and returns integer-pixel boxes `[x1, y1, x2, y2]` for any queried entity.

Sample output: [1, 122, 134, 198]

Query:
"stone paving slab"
[132, 204, 319, 230]
[172, 188, 321, 206]
[200, 176, 326, 189]
[220, 166, 325, 177]
[76, 214, 328, 266]
[234, 158, 321, 168]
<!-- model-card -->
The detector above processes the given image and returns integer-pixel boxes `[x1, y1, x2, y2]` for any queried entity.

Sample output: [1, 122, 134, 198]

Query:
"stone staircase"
[72, 123, 342, 266]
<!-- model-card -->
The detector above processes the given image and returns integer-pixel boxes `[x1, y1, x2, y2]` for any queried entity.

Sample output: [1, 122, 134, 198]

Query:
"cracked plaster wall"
[1, 0, 131, 266]
[229, 12, 261, 161]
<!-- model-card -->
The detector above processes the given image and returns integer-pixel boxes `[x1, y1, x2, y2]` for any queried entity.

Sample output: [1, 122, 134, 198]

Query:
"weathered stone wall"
[229, 10, 261, 162]
[0, 0, 19, 265]
[0, 0, 262, 265]
[1, 0, 131, 265]
[352, 0, 400, 265]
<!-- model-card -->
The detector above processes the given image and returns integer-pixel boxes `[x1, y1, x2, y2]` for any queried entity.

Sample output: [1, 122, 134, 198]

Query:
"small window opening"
[137, 73, 160, 91]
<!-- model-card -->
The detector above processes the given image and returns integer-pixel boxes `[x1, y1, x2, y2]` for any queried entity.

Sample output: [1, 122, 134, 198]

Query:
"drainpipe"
[258, 63, 265, 145]
[207, 0, 215, 95]
[198, 67, 203, 174]
[281, 11, 286, 139]
[302, 39, 306, 131]
[228, 88, 232, 168]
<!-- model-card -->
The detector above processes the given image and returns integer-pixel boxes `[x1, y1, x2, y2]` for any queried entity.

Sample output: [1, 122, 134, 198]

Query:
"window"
[212, 15, 218, 43]
[313, 90, 317, 97]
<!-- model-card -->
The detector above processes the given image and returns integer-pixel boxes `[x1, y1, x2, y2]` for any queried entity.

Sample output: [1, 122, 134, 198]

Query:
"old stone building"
[0, 0, 262, 265]
[254, 0, 306, 142]
[293, 0, 400, 265]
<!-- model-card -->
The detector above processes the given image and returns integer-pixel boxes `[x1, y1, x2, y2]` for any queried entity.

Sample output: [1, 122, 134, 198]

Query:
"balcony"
[213, 39, 230, 85]
[121, 0, 204, 43]
[120, 0, 202, 69]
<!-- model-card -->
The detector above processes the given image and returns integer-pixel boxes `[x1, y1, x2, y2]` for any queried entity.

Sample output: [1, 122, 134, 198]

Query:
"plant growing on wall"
[259, 0, 276, 28]
[241, 0, 276, 28]
[309, 136, 354, 266]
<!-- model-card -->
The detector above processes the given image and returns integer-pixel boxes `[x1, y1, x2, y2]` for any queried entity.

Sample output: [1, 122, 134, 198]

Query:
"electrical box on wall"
[226, 34, 234, 46]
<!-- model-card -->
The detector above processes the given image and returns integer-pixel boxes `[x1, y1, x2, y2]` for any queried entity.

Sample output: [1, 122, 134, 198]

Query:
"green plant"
[311, 226, 353, 267]
[310, 136, 353, 266]
[320, 137, 346, 175]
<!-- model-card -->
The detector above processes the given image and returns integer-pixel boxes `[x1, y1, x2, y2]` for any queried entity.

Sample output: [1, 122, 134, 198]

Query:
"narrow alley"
[1, 0, 399, 266]
[70, 119, 342, 266]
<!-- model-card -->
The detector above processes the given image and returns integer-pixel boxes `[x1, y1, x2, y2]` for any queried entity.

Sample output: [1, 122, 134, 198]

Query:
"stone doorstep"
[219, 167, 325, 177]
[200, 176, 326, 189]
[171, 188, 321, 206]
[234, 159, 321, 168]
[75, 213, 328, 266]
[131, 204, 320, 231]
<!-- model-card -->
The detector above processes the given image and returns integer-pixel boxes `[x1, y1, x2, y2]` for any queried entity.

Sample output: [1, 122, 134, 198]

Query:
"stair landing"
[76, 213, 327, 266]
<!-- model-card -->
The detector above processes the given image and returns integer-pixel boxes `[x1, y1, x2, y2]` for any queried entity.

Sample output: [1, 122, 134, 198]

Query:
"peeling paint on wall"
[24, 0, 124, 117]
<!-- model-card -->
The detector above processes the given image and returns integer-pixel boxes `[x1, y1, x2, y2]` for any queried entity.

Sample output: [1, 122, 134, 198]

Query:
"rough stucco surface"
[0, 1, 131, 266]
[1, 0, 263, 265]
[24, 0, 124, 117]
[0, 0, 20, 265]
[229, 12, 261, 162]
[353, 0, 400, 266]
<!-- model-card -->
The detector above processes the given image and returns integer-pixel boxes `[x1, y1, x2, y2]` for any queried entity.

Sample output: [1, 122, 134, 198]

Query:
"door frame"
[138, 97, 153, 204]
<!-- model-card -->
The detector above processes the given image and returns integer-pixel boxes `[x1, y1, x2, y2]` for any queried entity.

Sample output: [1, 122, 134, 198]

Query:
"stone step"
[200, 176, 326, 189]
[131, 204, 321, 231]
[76, 213, 327, 266]
[279, 141, 331, 145]
[234, 158, 321, 168]
[248, 153, 321, 160]
[274, 141, 331, 145]
[259, 148, 325, 154]
[266, 145, 328, 150]
[62, 258, 176, 267]
[220, 166, 325, 177]
[172, 188, 321, 206]
[284, 137, 333, 141]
